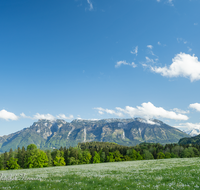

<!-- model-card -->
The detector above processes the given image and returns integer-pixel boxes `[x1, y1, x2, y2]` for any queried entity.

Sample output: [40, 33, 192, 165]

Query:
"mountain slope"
[0, 118, 190, 152]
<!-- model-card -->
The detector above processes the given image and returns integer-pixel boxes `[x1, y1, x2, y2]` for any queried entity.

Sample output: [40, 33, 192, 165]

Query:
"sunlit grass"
[1, 157, 200, 189]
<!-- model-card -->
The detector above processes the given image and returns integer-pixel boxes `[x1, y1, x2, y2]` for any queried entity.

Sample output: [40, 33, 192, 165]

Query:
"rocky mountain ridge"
[0, 118, 190, 153]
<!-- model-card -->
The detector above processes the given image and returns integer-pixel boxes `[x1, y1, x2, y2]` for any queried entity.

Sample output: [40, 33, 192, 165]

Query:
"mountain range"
[0, 118, 190, 153]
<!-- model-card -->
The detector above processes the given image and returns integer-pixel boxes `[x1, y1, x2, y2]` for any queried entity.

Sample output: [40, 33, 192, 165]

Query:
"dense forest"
[0, 141, 200, 170]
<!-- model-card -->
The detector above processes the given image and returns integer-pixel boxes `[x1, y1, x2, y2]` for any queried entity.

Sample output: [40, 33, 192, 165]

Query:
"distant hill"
[0, 118, 190, 152]
[179, 134, 200, 145]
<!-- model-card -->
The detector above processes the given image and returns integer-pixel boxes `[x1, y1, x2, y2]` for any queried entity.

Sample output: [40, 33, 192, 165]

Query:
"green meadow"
[0, 157, 200, 190]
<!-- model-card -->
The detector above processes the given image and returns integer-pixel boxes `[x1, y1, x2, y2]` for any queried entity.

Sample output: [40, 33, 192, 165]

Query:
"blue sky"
[1, 0, 200, 136]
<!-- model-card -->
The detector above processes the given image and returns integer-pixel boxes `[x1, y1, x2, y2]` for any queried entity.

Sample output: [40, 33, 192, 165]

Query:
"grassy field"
[0, 158, 200, 190]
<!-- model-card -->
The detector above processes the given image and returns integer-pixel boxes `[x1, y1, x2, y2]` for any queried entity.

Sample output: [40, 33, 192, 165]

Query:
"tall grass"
[1, 157, 200, 189]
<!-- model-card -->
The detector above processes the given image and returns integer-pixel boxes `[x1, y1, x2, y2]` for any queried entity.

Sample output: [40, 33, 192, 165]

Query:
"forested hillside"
[179, 134, 200, 145]
[1, 141, 200, 170]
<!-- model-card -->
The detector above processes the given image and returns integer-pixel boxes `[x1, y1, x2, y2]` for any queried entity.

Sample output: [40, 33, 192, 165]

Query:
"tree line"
[0, 141, 200, 170]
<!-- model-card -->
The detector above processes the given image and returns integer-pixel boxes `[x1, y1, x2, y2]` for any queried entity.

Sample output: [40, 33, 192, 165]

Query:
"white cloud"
[95, 102, 189, 121]
[20, 112, 32, 119]
[174, 122, 200, 130]
[33, 113, 55, 120]
[87, 0, 93, 11]
[147, 45, 153, 49]
[142, 63, 148, 67]
[189, 103, 200, 112]
[172, 108, 190, 114]
[94, 107, 124, 117]
[115, 102, 188, 121]
[151, 53, 200, 82]
[56, 114, 74, 120]
[130, 46, 138, 56]
[115, 60, 137, 68]
[158, 41, 161, 45]
[194, 23, 198, 26]
[0, 109, 18, 121]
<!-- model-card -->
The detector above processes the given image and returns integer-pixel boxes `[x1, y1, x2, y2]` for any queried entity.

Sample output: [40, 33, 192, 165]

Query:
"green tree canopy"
[157, 152, 165, 159]
[53, 156, 66, 166]
[93, 151, 101, 163]
[7, 157, 20, 170]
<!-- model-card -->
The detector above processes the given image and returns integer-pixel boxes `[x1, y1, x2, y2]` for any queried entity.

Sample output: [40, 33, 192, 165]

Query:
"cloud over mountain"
[95, 102, 189, 121]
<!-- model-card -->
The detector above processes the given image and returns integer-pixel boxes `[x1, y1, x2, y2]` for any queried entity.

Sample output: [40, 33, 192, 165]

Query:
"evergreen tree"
[64, 149, 70, 165]
[20, 146, 26, 168]
[0, 155, 4, 170]
[9, 148, 14, 159]
[46, 150, 53, 167]
[99, 150, 106, 163]
[3, 152, 9, 169]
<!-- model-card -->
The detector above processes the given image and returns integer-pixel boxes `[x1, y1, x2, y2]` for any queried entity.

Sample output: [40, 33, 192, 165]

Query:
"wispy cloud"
[20, 113, 74, 121]
[157, 41, 166, 47]
[33, 113, 55, 120]
[188, 47, 192, 52]
[0, 109, 18, 121]
[151, 53, 200, 82]
[115, 60, 137, 68]
[177, 38, 187, 44]
[94, 107, 124, 117]
[56, 114, 74, 120]
[87, 0, 93, 11]
[156, 0, 174, 6]
[167, 0, 174, 6]
[145, 57, 156, 64]
[172, 108, 190, 114]
[147, 45, 153, 49]
[130, 46, 138, 56]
